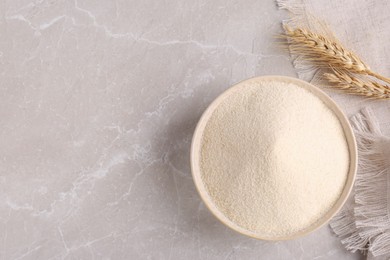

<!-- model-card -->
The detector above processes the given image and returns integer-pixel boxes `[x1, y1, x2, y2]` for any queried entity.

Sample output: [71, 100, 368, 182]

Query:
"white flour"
[200, 80, 349, 237]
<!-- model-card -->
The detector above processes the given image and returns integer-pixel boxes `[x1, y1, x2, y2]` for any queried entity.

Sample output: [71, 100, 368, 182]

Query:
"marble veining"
[0, 0, 362, 259]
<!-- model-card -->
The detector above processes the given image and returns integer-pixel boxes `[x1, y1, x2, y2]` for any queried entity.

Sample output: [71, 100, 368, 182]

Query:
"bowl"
[190, 75, 357, 240]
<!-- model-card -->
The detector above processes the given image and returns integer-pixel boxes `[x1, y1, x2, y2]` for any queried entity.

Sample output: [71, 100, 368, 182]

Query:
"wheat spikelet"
[283, 25, 390, 98]
[324, 71, 390, 99]
[284, 26, 390, 84]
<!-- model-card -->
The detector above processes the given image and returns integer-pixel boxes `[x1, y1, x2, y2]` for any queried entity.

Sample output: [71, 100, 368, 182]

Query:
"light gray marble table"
[0, 0, 363, 259]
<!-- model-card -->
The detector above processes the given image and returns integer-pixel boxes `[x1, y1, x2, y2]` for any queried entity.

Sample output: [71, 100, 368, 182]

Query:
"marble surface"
[0, 0, 363, 259]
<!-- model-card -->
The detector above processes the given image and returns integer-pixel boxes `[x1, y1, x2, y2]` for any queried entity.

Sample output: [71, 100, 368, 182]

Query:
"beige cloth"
[330, 107, 390, 258]
[277, 0, 390, 258]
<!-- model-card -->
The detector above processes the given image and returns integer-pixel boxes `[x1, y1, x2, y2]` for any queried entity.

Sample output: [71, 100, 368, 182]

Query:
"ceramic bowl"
[190, 75, 357, 240]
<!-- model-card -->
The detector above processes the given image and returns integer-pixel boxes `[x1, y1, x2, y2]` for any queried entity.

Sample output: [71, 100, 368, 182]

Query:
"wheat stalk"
[283, 25, 390, 98]
[324, 71, 390, 99]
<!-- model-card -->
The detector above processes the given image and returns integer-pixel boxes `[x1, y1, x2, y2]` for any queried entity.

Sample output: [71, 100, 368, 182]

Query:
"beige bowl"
[190, 75, 357, 241]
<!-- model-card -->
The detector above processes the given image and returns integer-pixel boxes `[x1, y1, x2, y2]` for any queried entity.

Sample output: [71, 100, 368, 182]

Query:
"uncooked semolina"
[200, 80, 349, 237]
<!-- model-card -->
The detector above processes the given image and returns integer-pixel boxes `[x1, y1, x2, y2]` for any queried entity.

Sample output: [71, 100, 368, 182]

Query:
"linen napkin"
[330, 108, 390, 257]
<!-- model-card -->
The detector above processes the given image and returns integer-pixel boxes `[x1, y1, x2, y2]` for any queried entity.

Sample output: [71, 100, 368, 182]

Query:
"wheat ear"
[324, 71, 390, 99]
[284, 26, 390, 84]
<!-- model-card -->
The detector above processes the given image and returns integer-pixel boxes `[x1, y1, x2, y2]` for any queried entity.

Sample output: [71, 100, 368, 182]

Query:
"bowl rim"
[190, 75, 357, 241]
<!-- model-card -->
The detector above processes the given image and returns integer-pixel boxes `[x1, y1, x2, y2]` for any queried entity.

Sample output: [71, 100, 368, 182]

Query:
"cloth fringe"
[330, 206, 369, 254]
[330, 107, 390, 257]
[277, 0, 342, 83]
